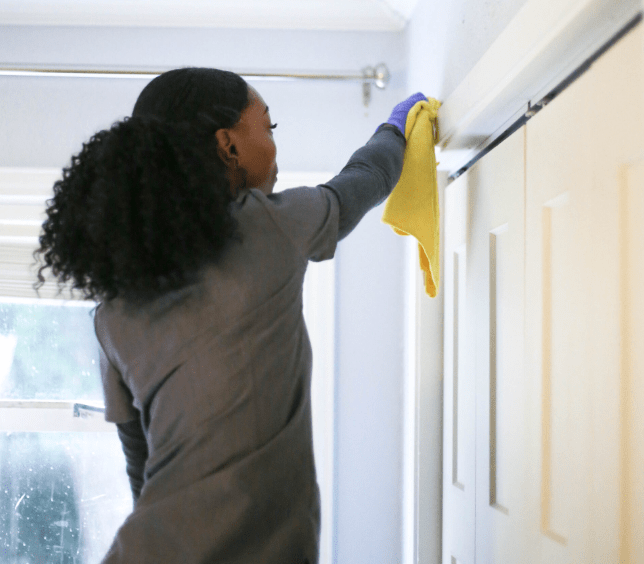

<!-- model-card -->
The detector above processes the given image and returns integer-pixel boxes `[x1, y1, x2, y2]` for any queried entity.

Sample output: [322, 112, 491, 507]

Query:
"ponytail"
[34, 116, 239, 304]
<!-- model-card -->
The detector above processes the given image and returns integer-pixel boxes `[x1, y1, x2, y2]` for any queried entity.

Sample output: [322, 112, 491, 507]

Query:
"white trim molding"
[303, 257, 336, 564]
[377, 0, 420, 23]
[277, 171, 336, 564]
[0, 0, 408, 31]
[437, 0, 643, 175]
[0, 400, 114, 432]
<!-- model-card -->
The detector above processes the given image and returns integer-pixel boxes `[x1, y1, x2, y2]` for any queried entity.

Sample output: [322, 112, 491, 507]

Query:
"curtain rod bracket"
[362, 63, 390, 107]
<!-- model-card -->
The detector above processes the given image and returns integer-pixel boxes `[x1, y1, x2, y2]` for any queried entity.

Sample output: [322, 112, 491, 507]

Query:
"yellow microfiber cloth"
[382, 97, 441, 297]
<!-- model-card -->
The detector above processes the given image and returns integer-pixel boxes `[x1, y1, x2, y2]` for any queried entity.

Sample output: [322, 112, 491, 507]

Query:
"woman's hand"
[385, 92, 428, 135]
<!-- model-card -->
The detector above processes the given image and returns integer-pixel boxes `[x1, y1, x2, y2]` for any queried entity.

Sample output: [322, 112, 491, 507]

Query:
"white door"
[442, 173, 476, 564]
[442, 20, 644, 564]
[622, 160, 644, 564]
[525, 22, 644, 564]
[468, 129, 530, 564]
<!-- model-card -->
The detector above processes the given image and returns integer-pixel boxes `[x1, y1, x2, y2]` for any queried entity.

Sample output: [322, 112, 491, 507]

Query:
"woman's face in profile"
[230, 86, 278, 195]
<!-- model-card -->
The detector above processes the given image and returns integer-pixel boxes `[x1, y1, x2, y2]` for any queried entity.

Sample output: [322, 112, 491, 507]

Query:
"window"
[0, 168, 337, 564]
[0, 168, 132, 562]
[0, 297, 132, 563]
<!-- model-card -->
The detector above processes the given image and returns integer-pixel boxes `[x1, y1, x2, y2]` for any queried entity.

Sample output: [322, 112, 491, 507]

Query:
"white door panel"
[622, 161, 644, 564]
[525, 22, 644, 564]
[440, 20, 644, 564]
[443, 175, 476, 564]
[467, 129, 528, 564]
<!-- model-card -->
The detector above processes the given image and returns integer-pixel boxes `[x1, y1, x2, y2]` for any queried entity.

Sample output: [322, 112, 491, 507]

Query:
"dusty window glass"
[0, 298, 132, 563]
[0, 299, 102, 401]
[0, 432, 131, 563]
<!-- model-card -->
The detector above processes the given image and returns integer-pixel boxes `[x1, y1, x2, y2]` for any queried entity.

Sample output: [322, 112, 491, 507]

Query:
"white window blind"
[0, 168, 71, 300]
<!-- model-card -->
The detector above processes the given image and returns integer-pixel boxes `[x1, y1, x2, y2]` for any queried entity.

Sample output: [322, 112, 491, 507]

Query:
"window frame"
[0, 399, 112, 432]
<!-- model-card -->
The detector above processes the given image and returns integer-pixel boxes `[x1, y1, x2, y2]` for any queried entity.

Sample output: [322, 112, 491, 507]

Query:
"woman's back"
[95, 186, 339, 563]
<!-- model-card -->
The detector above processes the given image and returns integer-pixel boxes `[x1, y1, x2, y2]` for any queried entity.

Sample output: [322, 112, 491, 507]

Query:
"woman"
[35, 67, 424, 563]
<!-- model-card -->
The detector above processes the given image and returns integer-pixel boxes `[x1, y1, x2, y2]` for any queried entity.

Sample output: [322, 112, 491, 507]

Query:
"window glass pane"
[0, 432, 131, 563]
[0, 298, 103, 401]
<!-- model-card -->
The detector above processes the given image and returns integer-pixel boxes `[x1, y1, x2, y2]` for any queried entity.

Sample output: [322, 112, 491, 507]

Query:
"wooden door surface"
[468, 129, 529, 564]
[525, 22, 644, 564]
[441, 21, 644, 564]
[442, 173, 476, 564]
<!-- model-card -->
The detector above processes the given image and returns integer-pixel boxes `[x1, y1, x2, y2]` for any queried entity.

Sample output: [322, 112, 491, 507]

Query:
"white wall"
[0, 25, 407, 171]
[0, 24, 409, 564]
[405, 0, 529, 101]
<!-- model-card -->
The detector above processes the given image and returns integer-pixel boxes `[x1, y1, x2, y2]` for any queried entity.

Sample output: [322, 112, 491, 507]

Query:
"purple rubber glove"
[384, 92, 428, 135]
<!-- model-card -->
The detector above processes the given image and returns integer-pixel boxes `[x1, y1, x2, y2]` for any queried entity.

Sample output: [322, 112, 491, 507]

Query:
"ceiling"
[0, 0, 419, 31]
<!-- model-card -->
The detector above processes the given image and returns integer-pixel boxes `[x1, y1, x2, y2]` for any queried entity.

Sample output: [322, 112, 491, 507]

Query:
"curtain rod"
[0, 63, 390, 107]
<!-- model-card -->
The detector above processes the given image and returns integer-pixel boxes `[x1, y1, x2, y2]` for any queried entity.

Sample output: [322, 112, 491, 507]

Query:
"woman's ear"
[215, 128, 238, 168]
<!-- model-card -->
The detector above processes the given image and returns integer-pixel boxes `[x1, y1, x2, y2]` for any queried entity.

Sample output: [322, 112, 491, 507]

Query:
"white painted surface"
[333, 204, 406, 564]
[304, 256, 337, 564]
[467, 126, 527, 564]
[405, 0, 529, 102]
[383, 0, 421, 21]
[0, 25, 405, 170]
[525, 24, 644, 562]
[442, 173, 475, 564]
[433, 0, 641, 174]
[409, 0, 641, 558]
[623, 162, 644, 564]
[0, 402, 115, 432]
[441, 21, 644, 564]
[402, 236, 418, 564]
[0, 0, 411, 30]
[415, 171, 447, 564]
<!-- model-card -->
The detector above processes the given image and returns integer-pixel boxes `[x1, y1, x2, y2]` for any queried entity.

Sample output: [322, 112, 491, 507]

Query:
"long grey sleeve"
[116, 418, 148, 504]
[322, 123, 406, 240]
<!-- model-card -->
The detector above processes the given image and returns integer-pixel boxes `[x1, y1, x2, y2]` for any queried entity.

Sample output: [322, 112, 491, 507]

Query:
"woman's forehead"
[247, 86, 267, 109]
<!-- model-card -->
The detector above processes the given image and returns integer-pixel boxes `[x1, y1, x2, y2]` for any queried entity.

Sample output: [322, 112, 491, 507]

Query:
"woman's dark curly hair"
[34, 68, 250, 305]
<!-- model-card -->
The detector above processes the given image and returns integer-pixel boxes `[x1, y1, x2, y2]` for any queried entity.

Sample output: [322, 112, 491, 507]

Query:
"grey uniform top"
[94, 125, 405, 564]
